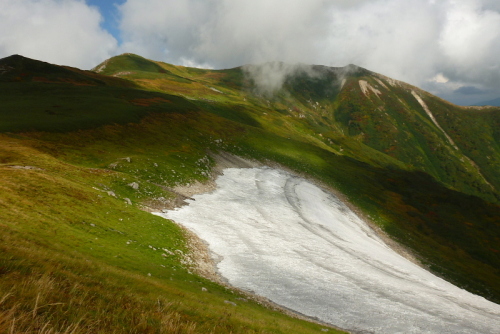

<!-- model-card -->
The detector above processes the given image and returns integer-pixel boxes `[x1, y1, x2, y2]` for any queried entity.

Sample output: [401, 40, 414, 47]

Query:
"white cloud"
[430, 73, 449, 84]
[118, 0, 330, 68]
[118, 0, 213, 64]
[118, 0, 500, 104]
[320, 0, 443, 85]
[1, 0, 499, 104]
[0, 0, 118, 69]
[439, 0, 500, 86]
[243, 62, 321, 96]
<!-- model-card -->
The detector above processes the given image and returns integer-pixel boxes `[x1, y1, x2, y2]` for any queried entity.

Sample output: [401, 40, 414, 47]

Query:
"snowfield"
[155, 167, 500, 334]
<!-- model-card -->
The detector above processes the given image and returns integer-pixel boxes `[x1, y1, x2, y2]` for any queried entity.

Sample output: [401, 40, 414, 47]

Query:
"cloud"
[2, 0, 499, 104]
[118, 0, 500, 104]
[117, 0, 213, 66]
[0, 0, 118, 69]
[438, 1, 500, 86]
[243, 62, 320, 96]
[454, 86, 488, 95]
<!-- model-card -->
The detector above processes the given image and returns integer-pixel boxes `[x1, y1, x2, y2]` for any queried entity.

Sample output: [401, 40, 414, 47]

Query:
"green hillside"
[1, 54, 499, 333]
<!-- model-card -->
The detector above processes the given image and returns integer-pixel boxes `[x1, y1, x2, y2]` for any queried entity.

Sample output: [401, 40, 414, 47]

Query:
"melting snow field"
[155, 167, 500, 334]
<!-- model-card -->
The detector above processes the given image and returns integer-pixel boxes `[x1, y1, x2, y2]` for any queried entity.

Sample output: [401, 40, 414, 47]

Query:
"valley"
[1, 53, 499, 333]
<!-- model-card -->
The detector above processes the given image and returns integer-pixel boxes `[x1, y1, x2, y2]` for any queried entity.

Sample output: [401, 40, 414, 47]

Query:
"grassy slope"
[1, 133, 339, 334]
[0, 56, 342, 333]
[1, 53, 500, 332]
[96, 55, 500, 301]
[276, 68, 500, 204]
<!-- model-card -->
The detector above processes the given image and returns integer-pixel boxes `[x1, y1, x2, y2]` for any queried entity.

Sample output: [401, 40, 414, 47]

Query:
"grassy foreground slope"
[0, 53, 500, 332]
[0, 55, 343, 333]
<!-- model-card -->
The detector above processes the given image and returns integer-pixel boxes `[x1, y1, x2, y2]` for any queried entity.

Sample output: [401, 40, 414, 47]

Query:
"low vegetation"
[1, 53, 499, 332]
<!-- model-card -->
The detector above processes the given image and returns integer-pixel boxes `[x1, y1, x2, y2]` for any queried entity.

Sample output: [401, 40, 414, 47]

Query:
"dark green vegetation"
[1, 53, 500, 332]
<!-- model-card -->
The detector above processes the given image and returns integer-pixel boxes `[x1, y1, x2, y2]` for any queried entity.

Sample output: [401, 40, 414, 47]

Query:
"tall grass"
[0, 133, 343, 334]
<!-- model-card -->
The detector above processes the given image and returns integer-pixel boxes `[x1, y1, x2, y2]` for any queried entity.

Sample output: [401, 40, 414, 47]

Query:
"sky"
[1, 0, 499, 105]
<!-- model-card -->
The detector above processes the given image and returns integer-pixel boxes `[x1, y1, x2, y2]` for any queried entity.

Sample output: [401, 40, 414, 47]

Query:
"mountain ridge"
[474, 96, 500, 107]
[1, 53, 499, 333]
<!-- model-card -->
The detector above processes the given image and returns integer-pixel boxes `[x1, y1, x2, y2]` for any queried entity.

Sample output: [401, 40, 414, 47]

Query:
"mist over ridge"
[1, 50, 500, 333]
[2, 0, 500, 105]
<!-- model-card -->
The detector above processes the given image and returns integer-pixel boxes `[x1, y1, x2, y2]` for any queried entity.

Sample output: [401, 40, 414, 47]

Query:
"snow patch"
[359, 80, 382, 98]
[373, 77, 389, 90]
[340, 78, 346, 90]
[411, 91, 459, 151]
[94, 63, 106, 73]
[156, 167, 500, 334]
[377, 74, 399, 88]
[209, 87, 223, 94]
[412, 92, 495, 189]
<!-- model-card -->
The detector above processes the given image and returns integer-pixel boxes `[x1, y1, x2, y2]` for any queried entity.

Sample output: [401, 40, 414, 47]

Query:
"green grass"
[0, 134, 342, 333]
[0, 82, 199, 133]
[93, 53, 171, 76]
[1, 53, 500, 332]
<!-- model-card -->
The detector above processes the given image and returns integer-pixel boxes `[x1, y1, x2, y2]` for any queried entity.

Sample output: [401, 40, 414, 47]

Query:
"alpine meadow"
[1, 53, 499, 333]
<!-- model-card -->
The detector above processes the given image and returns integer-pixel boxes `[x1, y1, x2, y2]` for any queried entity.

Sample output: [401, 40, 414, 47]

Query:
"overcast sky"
[1, 0, 499, 105]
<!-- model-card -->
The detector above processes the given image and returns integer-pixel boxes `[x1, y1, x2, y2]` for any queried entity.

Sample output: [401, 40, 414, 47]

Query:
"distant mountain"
[1, 53, 500, 333]
[474, 97, 500, 107]
[92, 54, 500, 206]
[0, 54, 135, 87]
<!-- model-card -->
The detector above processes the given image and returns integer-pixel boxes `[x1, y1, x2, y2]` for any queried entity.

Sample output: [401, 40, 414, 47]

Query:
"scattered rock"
[128, 182, 139, 190]
[109, 228, 124, 235]
[107, 191, 116, 197]
[7, 165, 43, 170]
[224, 300, 237, 306]
[162, 248, 174, 255]
[201, 287, 208, 292]
[124, 198, 132, 205]
[209, 87, 223, 94]
[113, 71, 132, 77]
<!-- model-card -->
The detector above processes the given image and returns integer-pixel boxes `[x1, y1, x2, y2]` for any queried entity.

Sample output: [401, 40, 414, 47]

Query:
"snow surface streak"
[156, 167, 500, 334]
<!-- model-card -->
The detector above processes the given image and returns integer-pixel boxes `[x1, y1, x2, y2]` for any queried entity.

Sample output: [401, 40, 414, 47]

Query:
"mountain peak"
[0, 54, 50, 68]
[91, 53, 170, 76]
[0, 54, 78, 83]
[0, 54, 137, 88]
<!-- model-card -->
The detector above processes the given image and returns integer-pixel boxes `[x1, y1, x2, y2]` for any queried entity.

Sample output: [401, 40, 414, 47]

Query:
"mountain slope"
[275, 65, 500, 203]
[475, 96, 500, 107]
[0, 54, 136, 87]
[0, 54, 199, 132]
[1, 54, 500, 332]
[95, 54, 500, 203]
